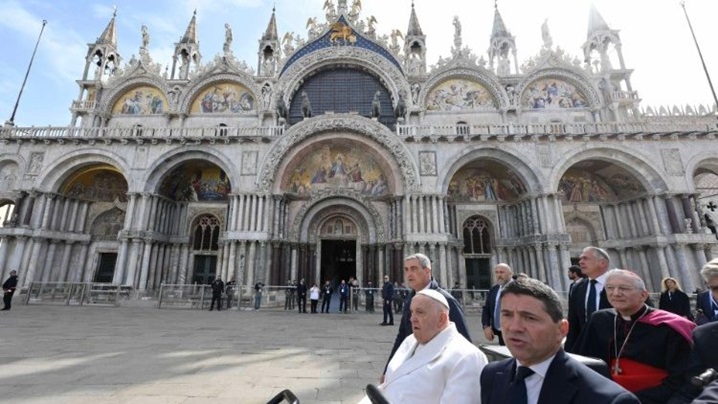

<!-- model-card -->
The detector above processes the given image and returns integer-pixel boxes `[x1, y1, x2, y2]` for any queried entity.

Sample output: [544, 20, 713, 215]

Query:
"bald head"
[494, 263, 513, 286]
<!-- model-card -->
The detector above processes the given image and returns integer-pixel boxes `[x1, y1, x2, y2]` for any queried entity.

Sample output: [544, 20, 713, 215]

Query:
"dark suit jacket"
[481, 284, 501, 332]
[659, 290, 693, 319]
[693, 321, 718, 370]
[565, 277, 610, 352]
[480, 349, 639, 404]
[696, 291, 718, 324]
[674, 321, 718, 403]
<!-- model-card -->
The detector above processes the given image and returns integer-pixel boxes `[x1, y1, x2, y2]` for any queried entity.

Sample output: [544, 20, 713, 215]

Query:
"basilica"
[1, 0, 717, 297]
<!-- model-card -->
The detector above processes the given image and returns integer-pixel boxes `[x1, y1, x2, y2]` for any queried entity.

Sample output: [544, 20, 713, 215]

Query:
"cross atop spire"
[263, 5, 278, 40]
[97, 8, 118, 46]
[181, 10, 198, 44]
[407, 1, 423, 36]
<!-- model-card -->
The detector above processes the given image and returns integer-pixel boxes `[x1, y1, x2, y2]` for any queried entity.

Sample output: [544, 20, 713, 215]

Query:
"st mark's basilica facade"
[1, 0, 717, 296]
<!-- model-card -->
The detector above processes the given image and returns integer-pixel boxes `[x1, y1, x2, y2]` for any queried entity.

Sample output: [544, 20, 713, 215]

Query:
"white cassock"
[360, 323, 487, 403]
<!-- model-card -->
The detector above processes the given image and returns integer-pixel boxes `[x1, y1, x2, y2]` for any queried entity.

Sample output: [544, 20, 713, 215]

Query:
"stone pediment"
[193, 53, 254, 80]
[280, 15, 404, 78]
[520, 46, 587, 76]
[105, 51, 164, 88]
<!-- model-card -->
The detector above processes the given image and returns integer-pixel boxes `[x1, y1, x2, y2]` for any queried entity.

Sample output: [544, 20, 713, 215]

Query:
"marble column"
[78, 242, 90, 282]
[41, 240, 59, 282]
[57, 242, 74, 282]
[138, 240, 153, 290]
[113, 240, 130, 284]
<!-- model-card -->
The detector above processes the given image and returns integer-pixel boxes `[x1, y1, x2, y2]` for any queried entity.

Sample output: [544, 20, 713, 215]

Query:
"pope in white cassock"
[360, 289, 487, 403]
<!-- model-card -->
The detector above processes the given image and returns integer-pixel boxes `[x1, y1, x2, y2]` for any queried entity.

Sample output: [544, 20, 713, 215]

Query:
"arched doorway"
[318, 217, 358, 286]
[191, 215, 221, 285]
[462, 215, 494, 290]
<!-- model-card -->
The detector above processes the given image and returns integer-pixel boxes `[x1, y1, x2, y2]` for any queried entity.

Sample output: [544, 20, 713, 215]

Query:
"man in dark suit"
[481, 263, 513, 345]
[296, 278, 307, 313]
[480, 277, 638, 404]
[209, 277, 224, 311]
[2, 270, 18, 311]
[380, 275, 394, 325]
[565, 246, 612, 352]
[567, 265, 584, 299]
[696, 258, 718, 324]
[673, 321, 718, 402]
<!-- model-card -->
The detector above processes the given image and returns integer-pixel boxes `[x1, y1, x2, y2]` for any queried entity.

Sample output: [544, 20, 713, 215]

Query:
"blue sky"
[1, 0, 716, 127]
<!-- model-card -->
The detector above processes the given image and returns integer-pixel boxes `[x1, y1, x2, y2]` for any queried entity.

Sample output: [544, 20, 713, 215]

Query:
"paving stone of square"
[0, 304, 487, 403]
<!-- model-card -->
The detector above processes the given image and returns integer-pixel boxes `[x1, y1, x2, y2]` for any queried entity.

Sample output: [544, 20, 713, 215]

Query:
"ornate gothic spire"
[404, 1, 426, 76]
[488, 2, 517, 75]
[263, 6, 278, 40]
[97, 8, 118, 46]
[181, 10, 198, 44]
[587, 4, 610, 39]
[490, 3, 510, 39]
[407, 2, 423, 36]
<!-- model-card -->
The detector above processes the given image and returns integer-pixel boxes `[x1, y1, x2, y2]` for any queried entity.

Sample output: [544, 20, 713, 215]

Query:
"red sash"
[610, 358, 668, 392]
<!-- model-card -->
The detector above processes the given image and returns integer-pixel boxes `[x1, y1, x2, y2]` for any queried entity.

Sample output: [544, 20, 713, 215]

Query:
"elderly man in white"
[361, 289, 487, 403]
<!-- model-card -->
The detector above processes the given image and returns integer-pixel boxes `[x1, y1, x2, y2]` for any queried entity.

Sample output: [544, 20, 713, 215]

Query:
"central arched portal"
[317, 216, 358, 285]
[320, 239, 357, 284]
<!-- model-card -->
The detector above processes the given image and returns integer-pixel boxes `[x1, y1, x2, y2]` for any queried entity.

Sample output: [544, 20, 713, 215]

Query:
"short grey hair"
[701, 259, 718, 282]
[404, 253, 432, 270]
[584, 246, 610, 264]
[605, 269, 646, 291]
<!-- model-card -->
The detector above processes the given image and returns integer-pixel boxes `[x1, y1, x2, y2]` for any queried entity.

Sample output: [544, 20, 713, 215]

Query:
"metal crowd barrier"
[24, 282, 132, 307]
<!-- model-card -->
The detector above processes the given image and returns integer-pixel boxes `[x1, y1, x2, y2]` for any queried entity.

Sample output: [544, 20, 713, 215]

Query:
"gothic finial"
[494, 0, 498, 10]
[193, 9, 197, 16]
[113, 5, 117, 17]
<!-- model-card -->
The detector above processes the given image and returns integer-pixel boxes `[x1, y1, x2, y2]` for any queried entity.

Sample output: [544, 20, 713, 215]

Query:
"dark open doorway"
[321, 239, 356, 286]
[465, 257, 492, 290]
[192, 255, 217, 285]
[94, 253, 117, 283]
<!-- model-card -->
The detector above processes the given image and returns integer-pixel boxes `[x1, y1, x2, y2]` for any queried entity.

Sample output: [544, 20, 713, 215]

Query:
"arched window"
[192, 215, 221, 251]
[463, 216, 492, 254]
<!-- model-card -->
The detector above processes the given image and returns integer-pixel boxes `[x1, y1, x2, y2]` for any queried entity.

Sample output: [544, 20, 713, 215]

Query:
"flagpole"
[5, 19, 47, 127]
[680, 2, 718, 115]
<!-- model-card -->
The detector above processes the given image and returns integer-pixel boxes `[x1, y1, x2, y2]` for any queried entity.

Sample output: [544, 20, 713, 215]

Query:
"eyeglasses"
[605, 285, 637, 294]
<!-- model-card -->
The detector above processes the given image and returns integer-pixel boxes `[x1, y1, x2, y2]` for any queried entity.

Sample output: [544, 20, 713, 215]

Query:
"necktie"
[493, 286, 502, 330]
[586, 279, 597, 321]
[508, 366, 534, 404]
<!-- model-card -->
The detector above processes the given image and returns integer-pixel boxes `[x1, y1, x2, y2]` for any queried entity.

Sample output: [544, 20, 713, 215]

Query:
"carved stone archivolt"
[179, 72, 261, 114]
[100, 76, 171, 115]
[257, 114, 419, 193]
[290, 188, 385, 243]
[420, 67, 506, 110]
[515, 68, 601, 111]
[276, 47, 411, 109]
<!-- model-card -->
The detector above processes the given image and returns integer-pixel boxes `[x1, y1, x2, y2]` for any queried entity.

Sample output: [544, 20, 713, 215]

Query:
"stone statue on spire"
[453, 16, 462, 50]
[541, 19, 553, 49]
[141, 25, 150, 49]
[223, 23, 233, 53]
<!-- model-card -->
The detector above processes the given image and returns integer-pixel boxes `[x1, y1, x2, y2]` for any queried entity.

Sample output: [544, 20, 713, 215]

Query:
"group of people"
[207, 276, 236, 311]
[363, 248, 718, 403]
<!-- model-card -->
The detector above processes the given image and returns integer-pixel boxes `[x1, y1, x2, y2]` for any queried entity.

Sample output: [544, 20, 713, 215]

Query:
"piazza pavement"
[0, 300, 490, 404]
